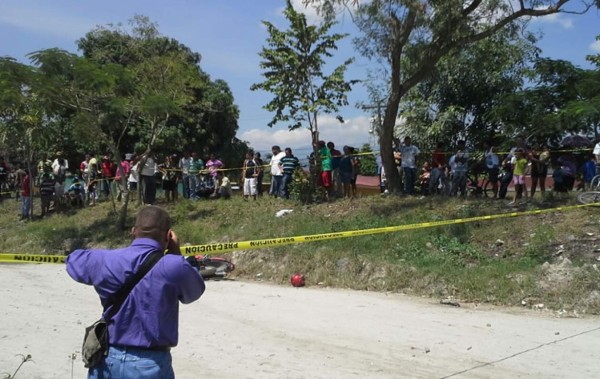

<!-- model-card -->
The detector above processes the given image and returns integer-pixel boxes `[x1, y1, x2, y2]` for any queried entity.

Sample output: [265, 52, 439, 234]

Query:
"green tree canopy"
[306, 0, 599, 192]
[251, 0, 356, 148]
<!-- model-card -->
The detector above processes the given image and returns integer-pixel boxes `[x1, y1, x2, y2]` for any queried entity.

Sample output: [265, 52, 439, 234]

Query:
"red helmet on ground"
[290, 273, 305, 287]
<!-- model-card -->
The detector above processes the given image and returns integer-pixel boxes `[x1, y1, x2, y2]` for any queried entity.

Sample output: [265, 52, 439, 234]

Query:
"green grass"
[1, 192, 599, 314]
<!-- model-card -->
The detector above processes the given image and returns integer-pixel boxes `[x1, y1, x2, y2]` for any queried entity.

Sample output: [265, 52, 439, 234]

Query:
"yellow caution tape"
[0, 254, 66, 264]
[0, 202, 597, 264]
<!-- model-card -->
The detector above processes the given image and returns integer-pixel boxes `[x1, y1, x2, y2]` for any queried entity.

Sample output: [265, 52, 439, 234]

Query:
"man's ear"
[130, 227, 136, 239]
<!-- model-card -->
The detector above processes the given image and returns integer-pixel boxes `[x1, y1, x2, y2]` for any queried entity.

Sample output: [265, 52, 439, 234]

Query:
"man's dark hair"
[272, 145, 281, 152]
[134, 206, 171, 242]
[327, 142, 334, 149]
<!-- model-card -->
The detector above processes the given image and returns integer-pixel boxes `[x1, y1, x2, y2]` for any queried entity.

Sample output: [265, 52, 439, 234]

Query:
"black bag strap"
[103, 250, 163, 321]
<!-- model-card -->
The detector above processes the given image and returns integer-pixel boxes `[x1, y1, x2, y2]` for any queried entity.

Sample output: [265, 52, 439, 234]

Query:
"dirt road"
[1, 264, 598, 378]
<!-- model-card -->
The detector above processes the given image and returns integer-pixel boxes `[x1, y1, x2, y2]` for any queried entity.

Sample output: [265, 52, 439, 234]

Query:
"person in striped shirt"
[279, 147, 300, 199]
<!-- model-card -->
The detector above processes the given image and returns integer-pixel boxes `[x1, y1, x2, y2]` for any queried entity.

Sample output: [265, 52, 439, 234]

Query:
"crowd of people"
[382, 136, 600, 205]
[1, 135, 599, 219]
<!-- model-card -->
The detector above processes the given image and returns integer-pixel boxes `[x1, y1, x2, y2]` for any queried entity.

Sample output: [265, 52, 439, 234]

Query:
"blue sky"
[0, 1, 599, 158]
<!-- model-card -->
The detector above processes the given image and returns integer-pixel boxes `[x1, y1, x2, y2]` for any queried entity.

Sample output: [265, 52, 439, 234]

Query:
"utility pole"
[362, 100, 386, 150]
[361, 100, 385, 133]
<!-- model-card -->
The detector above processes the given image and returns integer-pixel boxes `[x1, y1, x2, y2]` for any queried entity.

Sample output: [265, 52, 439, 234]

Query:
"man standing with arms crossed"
[67, 206, 205, 378]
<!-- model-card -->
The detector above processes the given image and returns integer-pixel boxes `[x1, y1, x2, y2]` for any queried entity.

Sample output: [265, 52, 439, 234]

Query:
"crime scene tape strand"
[0, 202, 597, 264]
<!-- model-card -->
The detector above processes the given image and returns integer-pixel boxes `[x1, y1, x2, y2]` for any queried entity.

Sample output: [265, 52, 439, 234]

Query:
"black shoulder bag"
[82, 251, 163, 368]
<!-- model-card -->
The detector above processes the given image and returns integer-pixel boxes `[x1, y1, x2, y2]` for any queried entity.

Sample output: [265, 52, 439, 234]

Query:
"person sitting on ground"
[67, 177, 86, 207]
[66, 205, 205, 378]
[213, 171, 231, 200]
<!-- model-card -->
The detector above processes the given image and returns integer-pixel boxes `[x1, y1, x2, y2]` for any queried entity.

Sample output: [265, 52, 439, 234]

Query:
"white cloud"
[240, 114, 373, 154]
[590, 39, 600, 53]
[529, 12, 574, 29]
[289, 0, 323, 25]
[0, 5, 93, 40]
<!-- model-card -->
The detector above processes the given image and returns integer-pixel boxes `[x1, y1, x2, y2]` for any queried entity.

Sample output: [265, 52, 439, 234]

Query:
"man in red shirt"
[100, 155, 116, 199]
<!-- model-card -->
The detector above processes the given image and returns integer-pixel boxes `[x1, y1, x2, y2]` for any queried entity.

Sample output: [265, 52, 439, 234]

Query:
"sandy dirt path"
[1, 263, 599, 379]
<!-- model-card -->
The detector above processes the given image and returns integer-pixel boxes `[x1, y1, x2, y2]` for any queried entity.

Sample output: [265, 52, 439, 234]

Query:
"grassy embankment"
[1, 192, 599, 314]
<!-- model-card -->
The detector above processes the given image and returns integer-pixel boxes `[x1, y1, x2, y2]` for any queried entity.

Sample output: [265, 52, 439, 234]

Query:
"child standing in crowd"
[509, 148, 529, 205]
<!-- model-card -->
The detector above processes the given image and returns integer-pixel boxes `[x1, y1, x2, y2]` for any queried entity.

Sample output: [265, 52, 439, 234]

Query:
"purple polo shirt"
[66, 238, 205, 348]
[205, 159, 223, 177]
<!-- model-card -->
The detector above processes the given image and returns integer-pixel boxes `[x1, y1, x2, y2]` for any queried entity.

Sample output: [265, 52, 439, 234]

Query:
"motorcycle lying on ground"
[186, 255, 235, 279]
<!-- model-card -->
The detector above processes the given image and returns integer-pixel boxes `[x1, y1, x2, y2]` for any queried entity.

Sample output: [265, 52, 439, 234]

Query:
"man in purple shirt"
[67, 206, 205, 378]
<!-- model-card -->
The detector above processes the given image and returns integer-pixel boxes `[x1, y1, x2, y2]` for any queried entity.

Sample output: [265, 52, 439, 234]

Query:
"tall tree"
[402, 27, 539, 151]
[251, 0, 356, 153]
[306, 0, 599, 192]
[77, 16, 240, 157]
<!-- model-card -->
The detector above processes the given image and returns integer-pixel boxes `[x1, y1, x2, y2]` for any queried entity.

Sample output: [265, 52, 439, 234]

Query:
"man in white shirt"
[399, 136, 420, 195]
[51, 151, 69, 184]
[138, 152, 158, 205]
[269, 145, 286, 197]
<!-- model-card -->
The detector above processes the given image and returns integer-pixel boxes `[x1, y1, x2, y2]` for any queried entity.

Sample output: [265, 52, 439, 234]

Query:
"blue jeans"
[89, 346, 174, 379]
[21, 196, 30, 218]
[270, 175, 284, 197]
[181, 174, 190, 199]
[403, 167, 416, 194]
[188, 175, 198, 199]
